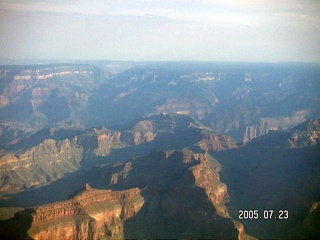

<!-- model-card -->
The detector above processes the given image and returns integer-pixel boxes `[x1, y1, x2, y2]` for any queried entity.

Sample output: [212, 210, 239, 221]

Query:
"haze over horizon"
[1, 0, 319, 63]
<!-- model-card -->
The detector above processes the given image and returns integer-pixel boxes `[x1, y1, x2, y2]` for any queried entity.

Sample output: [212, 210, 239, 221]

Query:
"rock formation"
[1, 62, 319, 239]
[287, 119, 320, 148]
[0, 138, 83, 192]
[0, 64, 106, 143]
[109, 150, 244, 239]
[213, 119, 320, 238]
[1, 150, 245, 239]
[1, 62, 320, 144]
[0, 114, 237, 194]
[28, 186, 144, 240]
[197, 130, 238, 151]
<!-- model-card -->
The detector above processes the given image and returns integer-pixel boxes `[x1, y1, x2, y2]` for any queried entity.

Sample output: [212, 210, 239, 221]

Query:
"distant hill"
[1, 62, 319, 144]
[0, 61, 319, 239]
[0, 114, 237, 194]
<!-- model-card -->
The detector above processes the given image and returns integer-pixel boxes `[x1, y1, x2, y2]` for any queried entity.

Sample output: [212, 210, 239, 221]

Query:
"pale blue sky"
[1, 0, 319, 62]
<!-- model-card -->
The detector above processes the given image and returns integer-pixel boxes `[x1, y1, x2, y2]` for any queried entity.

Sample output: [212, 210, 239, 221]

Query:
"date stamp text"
[238, 209, 289, 220]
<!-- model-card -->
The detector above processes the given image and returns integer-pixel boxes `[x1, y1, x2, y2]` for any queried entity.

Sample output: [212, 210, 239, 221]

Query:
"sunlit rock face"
[1, 62, 320, 144]
[109, 150, 242, 239]
[213, 119, 320, 239]
[28, 186, 144, 240]
[197, 131, 238, 151]
[0, 62, 319, 239]
[0, 113, 236, 194]
[245, 118, 320, 149]
[6, 150, 243, 240]
[286, 119, 320, 148]
[0, 138, 83, 192]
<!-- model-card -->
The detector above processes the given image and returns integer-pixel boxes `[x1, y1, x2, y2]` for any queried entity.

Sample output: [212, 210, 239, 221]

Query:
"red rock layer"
[28, 186, 144, 240]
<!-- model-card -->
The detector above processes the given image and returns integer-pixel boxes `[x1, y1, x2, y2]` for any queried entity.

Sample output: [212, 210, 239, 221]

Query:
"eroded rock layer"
[28, 187, 144, 240]
[2, 150, 244, 239]
[108, 150, 243, 239]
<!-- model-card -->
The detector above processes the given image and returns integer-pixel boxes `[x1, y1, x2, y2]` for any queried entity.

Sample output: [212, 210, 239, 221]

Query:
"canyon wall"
[110, 150, 244, 239]
[28, 186, 144, 240]
[0, 138, 83, 192]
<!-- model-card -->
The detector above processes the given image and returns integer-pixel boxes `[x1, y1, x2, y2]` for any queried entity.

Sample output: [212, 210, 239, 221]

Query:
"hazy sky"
[1, 0, 319, 62]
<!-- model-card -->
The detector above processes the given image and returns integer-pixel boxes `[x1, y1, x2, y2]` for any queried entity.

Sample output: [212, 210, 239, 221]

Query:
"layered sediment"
[28, 186, 144, 240]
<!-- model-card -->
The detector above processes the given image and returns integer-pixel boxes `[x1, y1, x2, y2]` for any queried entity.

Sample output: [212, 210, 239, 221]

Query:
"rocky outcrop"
[197, 131, 238, 151]
[0, 147, 249, 239]
[93, 123, 156, 156]
[242, 111, 312, 143]
[13, 68, 95, 81]
[154, 97, 217, 120]
[28, 186, 144, 240]
[0, 122, 34, 144]
[287, 119, 320, 148]
[0, 64, 105, 142]
[132, 120, 157, 144]
[1, 64, 100, 102]
[213, 119, 320, 238]
[2, 62, 319, 146]
[0, 114, 214, 193]
[191, 153, 230, 217]
[161, 151, 245, 239]
[0, 138, 83, 192]
[243, 121, 269, 143]
[247, 119, 320, 149]
[91, 114, 204, 157]
[110, 150, 243, 239]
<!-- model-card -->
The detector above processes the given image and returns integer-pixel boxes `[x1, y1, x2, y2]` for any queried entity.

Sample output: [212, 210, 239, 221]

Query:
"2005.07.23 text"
[238, 210, 289, 220]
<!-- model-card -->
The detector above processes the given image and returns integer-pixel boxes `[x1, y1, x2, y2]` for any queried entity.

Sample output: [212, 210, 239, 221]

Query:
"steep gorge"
[0, 114, 238, 194]
[213, 119, 320, 238]
[109, 150, 244, 239]
[1, 150, 244, 239]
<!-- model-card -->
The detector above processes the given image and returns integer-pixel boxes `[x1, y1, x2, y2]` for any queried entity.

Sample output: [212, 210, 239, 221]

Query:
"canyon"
[0, 114, 238, 194]
[214, 119, 320, 238]
[1, 62, 319, 144]
[0, 61, 319, 239]
[1, 150, 244, 239]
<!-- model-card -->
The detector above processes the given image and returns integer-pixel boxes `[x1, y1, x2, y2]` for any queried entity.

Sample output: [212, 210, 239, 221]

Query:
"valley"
[0, 61, 319, 239]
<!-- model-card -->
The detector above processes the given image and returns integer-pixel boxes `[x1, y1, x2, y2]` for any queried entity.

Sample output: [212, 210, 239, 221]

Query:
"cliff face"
[0, 114, 235, 194]
[213, 119, 320, 238]
[93, 122, 157, 156]
[2, 63, 319, 145]
[28, 186, 144, 240]
[246, 118, 320, 149]
[287, 119, 320, 148]
[0, 62, 319, 239]
[1, 65, 99, 100]
[4, 120, 318, 238]
[0, 122, 34, 144]
[109, 150, 243, 239]
[2, 150, 244, 239]
[0, 64, 105, 143]
[154, 97, 216, 120]
[242, 120, 269, 144]
[160, 151, 245, 239]
[242, 111, 312, 143]
[0, 138, 83, 192]
[0, 115, 168, 192]
[197, 131, 238, 151]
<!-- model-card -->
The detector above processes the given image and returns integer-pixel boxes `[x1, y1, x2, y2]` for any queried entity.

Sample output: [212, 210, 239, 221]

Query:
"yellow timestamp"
[238, 210, 289, 220]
